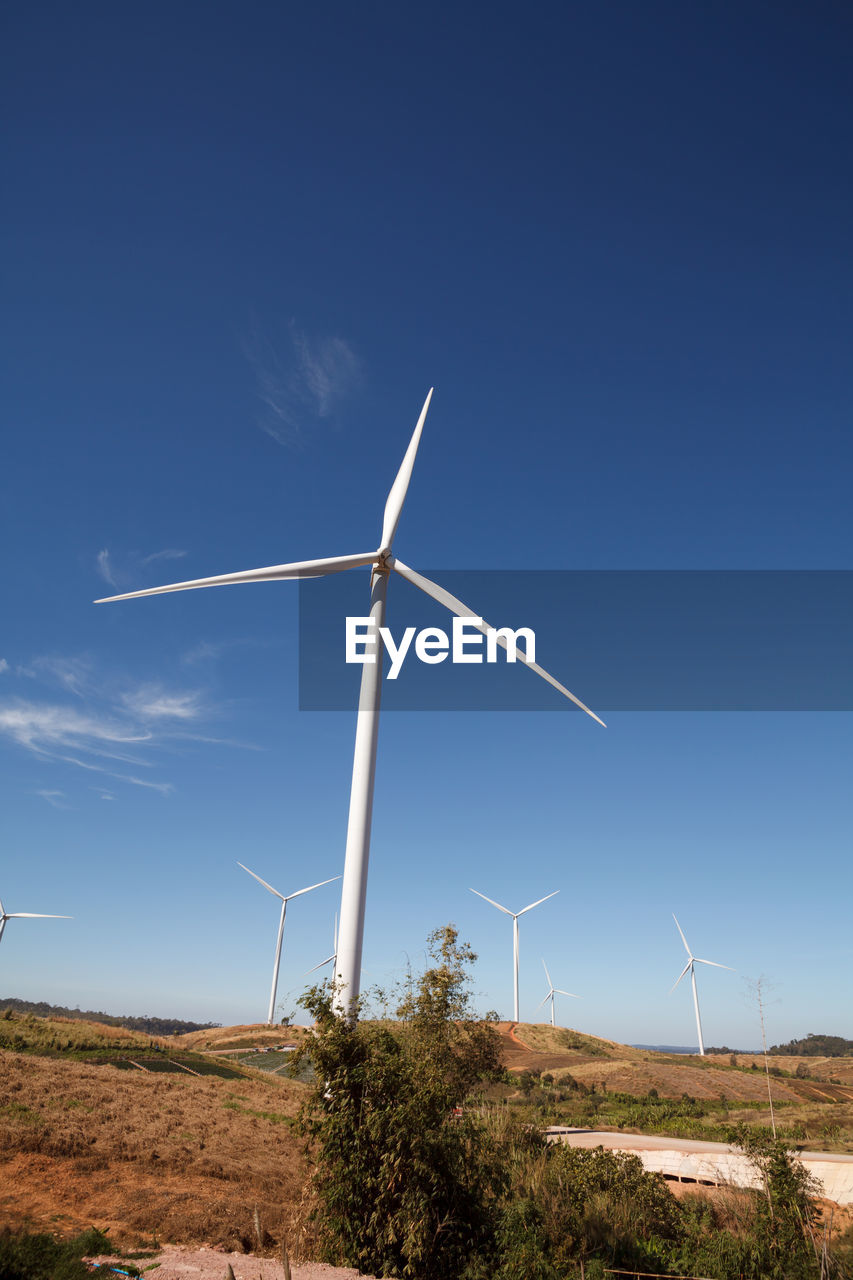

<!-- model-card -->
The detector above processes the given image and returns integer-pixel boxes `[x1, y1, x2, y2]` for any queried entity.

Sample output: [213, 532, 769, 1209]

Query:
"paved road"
[544, 1128, 853, 1205]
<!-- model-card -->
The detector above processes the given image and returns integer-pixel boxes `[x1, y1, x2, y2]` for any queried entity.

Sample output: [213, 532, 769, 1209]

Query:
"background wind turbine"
[0, 895, 71, 947]
[238, 863, 339, 1025]
[470, 888, 559, 1022]
[538, 958, 580, 1027]
[97, 390, 604, 1018]
[671, 913, 733, 1056]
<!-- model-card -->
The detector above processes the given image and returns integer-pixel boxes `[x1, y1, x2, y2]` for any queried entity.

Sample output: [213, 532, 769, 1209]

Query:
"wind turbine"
[238, 863, 339, 1025]
[671, 913, 733, 1056]
[538, 958, 579, 1027]
[0, 896, 72, 947]
[470, 888, 559, 1022]
[96, 389, 604, 1018]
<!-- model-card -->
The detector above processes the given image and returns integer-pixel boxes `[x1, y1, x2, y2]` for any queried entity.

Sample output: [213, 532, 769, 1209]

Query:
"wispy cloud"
[120, 685, 204, 721]
[96, 549, 117, 587]
[246, 319, 362, 448]
[94, 547, 188, 592]
[0, 657, 242, 798]
[34, 789, 68, 809]
[180, 636, 266, 666]
[0, 658, 8, 674]
[140, 549, 188, 567]
[0, 702, 153, 756]
[18, 656, 93, 698]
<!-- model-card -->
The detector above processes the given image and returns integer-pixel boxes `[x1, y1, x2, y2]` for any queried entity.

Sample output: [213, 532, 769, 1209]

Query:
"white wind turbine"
[238, 863, 339, 1025]
[470, 888, 559, 1022]
[0, 895, 72, 947]
[538, 958, 580, 1027]
[97, 389, 604, 1018]
[671, 913, 733, 1056]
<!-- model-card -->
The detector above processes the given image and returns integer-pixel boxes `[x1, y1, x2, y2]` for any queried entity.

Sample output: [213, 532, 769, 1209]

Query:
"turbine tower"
[538, 958, 579, 1027]
[470, 888, 559, 1022]
[0, 895, 71, 947]
[97, 390, 604, 1018]
[238, 863, 339, 1025]
[671, 913, 733, 1056]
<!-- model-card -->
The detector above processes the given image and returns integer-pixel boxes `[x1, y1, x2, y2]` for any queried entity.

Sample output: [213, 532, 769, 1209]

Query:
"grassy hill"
[3, 1011, 852, 1254]
[0, 1013, 309, 1251]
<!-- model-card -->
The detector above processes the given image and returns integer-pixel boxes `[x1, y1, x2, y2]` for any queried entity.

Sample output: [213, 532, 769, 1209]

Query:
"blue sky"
[1, 2, 850, 1047]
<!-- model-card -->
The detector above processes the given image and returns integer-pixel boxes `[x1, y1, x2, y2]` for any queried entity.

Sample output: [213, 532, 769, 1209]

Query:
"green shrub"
[0, 1228, 120, 1280]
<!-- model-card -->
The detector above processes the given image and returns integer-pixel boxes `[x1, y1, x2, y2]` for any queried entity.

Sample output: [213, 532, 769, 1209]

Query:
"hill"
[1, 996, 219, 1038]
[3, 1012, 853, 1254]
[0, 1013, 308, 1250]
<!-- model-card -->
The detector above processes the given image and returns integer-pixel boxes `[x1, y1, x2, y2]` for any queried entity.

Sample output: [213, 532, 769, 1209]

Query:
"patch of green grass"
[0, 1100, 44, 1126]
[0, 1227, 128, 1280]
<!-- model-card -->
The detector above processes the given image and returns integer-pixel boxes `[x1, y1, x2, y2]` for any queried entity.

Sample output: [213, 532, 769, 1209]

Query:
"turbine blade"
[517, 890, 559, 916]
[555, 989, 581, 998]
[536, 993, 550, 1009]
[670, 961, 691, 992]
[95, 551, 378, 603]
[389, 560, 605, 726]
[694, 957, 735, 971]
[672, 913, 692, 957]
[542, 958, 553, 988]
[379, 388, 434, 553]
[284, 875, 341, 902]
[6, 912, 72, 919]
[237, 862, 285, 901]
[469, 888, 513, 916]
[305, 953, 336, 975]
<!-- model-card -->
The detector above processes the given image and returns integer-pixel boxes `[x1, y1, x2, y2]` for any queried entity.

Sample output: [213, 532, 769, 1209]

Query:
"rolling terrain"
[2, 1010, 852, 1254]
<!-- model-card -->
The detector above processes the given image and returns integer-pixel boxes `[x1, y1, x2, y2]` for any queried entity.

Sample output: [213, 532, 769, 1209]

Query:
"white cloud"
[0, 702, 152, 755]
[0, 656, 248, 798]
[34, 789, 68, 809]
[19, 656, 93, 698]
[246, 320, 362, 447]
[96, 549, 117, 586]
[0, 658, 8, 673]
[120, 685, 203, 721]
[95, 547, 188, 591]
[140, 549, 188, 566]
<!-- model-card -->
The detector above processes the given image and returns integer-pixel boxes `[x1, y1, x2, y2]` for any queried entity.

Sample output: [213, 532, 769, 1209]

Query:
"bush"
[0, 1228, 118, 1280]
[294, 926, 504, 1280]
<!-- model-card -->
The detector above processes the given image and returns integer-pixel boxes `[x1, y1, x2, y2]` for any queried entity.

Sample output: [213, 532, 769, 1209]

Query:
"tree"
[293, 926, 503, 1280]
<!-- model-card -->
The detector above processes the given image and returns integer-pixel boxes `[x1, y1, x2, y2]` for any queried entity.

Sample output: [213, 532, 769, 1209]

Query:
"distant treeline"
[769, 1033, 853, 1057]
[705, 1033, 852, 1058]
[0, 996, 220, 1037]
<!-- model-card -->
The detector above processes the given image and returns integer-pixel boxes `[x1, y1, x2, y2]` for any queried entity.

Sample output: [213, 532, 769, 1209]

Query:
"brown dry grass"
[171, 1024, 311, 1052]
[506, 1022, 853, 1106]
[0, 1048, 310, 1252]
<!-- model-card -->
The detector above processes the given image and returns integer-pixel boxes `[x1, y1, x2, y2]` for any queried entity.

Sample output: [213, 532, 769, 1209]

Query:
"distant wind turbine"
[470, 888, 559, 1022]
[671, 913, 733, 1056]
[538, 958, 580, 1027]
[238, 863, 339, 1025]
[96, 390, 604, 1018]
[0, 895, 71, 947]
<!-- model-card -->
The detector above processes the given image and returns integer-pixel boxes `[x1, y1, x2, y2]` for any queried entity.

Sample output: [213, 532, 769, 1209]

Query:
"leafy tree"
[293, 925, 503, 1279]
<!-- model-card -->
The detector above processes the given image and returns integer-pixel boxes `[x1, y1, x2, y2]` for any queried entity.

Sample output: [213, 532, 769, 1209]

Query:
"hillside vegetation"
[1, 996, 218, 1037]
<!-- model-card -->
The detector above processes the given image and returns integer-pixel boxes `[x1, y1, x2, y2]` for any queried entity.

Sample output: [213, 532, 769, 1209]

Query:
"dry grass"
[171, 1024, 311, 1052]
[0, 1048, 310, 1252]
